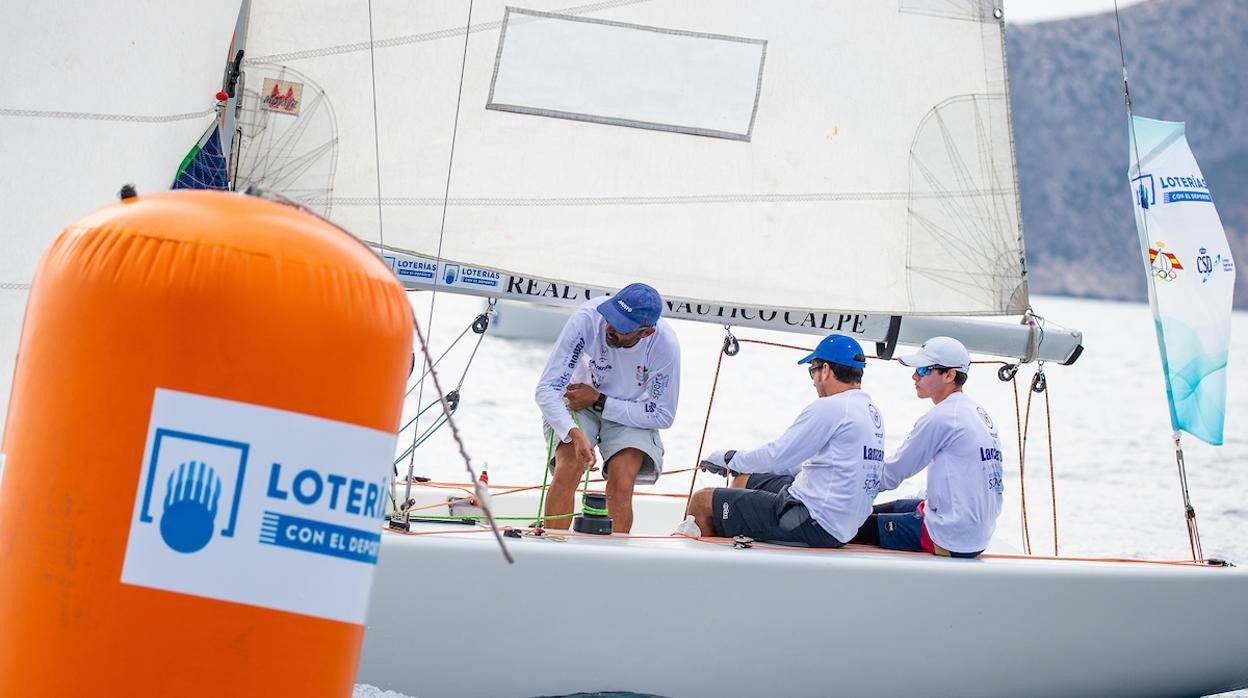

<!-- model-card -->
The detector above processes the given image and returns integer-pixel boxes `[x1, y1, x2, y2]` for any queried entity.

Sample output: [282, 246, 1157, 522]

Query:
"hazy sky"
[1007, 0, 1152, 24]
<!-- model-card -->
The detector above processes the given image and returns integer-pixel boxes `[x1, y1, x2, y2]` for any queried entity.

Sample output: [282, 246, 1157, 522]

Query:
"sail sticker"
[487, 8, 766, 141]
[259, 78, 303, 115]
[383, 255, 499, 288]
[1148, 241, 1183, 282]
[384, 256, 437, 280]
[1131, 174, 1156, 209]
[121, 389, 396, 623]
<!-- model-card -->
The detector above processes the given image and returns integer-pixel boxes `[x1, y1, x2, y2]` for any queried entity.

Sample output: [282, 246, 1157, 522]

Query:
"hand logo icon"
[159, 460, 222, 553]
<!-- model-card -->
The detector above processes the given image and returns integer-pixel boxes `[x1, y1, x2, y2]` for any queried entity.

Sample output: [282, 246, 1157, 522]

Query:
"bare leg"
[604, 448, 643, 533]
[689, 487, 717, 537]
[543, 440, 587, 530]
[730, 472, 750, 489]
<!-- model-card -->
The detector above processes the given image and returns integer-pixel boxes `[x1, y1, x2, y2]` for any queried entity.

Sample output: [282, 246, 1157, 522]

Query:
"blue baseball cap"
[597, 283, 663, 333]
[797, 333, 867, 368]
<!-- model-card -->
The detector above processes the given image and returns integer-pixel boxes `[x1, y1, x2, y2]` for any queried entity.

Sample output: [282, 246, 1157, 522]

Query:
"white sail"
[0, 2, 239, 429]
[238, 1, 1026, 317]
[1129, 116, 1237, 445]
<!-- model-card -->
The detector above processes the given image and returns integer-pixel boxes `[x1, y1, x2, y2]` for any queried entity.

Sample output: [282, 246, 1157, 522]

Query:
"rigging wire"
[1113, 0, 1203, 562]
[410, 312, 512, 563]
[394, 0, 478, 518]
[365, 0, 386, 252]
[683, 336, 733, 517]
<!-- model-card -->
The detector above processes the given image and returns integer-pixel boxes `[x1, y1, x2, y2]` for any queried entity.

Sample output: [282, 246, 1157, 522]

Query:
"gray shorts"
[543, 409, 664, 485]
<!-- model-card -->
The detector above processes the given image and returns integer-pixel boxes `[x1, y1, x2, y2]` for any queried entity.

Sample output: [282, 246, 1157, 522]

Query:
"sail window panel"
[487, 8, 766, 141]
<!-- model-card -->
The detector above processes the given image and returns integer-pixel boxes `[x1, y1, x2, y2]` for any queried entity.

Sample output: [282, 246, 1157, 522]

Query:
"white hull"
[358, 490, 1248, 697]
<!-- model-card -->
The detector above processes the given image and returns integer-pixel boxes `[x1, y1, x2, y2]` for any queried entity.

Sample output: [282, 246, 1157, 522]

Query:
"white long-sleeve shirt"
[535, 297, 681, 441]
[730, 389, 884, 543]
[879, 392, 1004, 553]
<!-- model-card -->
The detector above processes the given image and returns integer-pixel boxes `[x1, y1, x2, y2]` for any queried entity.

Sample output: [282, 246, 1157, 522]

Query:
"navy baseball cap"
[797, 333, 867, 368]
[597, 283, 663, 333]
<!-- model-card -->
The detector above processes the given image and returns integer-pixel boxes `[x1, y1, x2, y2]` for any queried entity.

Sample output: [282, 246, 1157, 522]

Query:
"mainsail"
[0, 2, 238, 429]
[1128, 116, 1237, 445]
[236, 1, 1027, 318]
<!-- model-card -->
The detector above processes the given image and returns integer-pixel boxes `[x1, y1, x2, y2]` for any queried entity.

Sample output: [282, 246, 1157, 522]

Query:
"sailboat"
[2, 1, 1246, 697]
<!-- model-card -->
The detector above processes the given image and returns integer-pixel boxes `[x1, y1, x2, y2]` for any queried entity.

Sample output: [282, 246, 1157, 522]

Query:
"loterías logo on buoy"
[136, 431, 249, 554]
[121, 389, 397, 624]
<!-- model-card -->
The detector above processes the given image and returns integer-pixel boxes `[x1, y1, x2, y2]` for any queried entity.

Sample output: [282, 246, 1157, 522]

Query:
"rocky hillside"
[1007, 0, 1247, 307]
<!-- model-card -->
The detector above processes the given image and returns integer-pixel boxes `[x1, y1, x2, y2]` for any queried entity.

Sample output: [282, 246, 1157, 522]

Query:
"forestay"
[238, 0, 1026, 317]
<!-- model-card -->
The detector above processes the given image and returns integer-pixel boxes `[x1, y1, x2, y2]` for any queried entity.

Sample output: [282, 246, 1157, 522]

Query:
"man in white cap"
[849, 336, 1004, 557]
[535, 282, 680, 533]
[687, 333, 884, 547]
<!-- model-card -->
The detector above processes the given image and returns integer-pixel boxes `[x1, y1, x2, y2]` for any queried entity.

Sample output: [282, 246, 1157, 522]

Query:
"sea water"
[360, 292, 1248, 697]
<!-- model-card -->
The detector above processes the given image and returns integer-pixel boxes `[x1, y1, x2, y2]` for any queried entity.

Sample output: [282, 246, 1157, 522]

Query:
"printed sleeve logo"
[139, 429, 249, 554]
[976, 406, 995, 430]
[650, 373, 669, 397]
[981, 446, 1004, 493]
[863, 462, 881, 495]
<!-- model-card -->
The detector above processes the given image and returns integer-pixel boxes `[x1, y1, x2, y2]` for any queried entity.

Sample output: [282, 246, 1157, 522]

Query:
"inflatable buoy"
[0, 190, 411, 696]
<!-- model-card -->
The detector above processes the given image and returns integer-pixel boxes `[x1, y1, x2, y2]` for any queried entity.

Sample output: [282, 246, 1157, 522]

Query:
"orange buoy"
[0, 190, 411, 696]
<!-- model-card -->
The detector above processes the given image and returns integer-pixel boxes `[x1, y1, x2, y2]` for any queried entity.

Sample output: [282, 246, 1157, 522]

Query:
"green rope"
[410, 512, 575, 522]
[535, 409, 594, 526]
[536, 427, 556, 524]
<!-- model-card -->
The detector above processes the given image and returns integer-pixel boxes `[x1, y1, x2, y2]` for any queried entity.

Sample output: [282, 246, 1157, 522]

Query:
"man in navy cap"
[535, 282, 681, 533]
[849, 336, 1004, 557]
[687, 333, 884, 547]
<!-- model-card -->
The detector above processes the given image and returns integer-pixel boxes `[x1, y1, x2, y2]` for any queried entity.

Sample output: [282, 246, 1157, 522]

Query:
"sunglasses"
[914, 365, 949, 377]
[807, 361, 827, 378]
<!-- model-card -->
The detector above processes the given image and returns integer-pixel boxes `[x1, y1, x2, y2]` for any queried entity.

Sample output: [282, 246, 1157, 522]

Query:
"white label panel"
[489, 8, 766, 140]
[122, 389, 397, 623]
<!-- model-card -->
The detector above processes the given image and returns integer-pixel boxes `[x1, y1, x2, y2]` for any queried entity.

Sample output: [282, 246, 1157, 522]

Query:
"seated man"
[687, 334, 884, 547]
[850, 336, 1004, 558]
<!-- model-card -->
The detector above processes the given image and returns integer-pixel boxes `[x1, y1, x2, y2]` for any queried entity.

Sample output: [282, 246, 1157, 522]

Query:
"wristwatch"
[592, 393, 607, 413]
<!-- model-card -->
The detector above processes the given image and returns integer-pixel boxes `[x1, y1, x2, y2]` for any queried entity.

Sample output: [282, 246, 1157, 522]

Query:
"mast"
[220, 0, 251, 188]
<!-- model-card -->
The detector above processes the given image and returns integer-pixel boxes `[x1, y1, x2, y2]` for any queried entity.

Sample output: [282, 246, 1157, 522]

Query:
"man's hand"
[564, 382, 600, 411]
[569, 427, 597, 468]
[699, 449, 738, 477]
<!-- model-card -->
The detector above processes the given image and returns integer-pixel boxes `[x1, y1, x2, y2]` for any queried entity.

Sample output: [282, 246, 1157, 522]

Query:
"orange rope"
[1012, 373, 1033, 554]
[1044, 377, 1059, 556]
[683, 343, 728, 516]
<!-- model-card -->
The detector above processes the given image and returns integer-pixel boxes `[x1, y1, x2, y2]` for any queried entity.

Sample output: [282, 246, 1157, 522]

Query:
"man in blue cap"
[687, 333, 884, 547]
[535, 282, 681, 533]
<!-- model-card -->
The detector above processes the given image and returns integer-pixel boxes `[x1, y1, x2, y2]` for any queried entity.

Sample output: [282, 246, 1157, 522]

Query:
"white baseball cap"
[898, 336, 971, 373]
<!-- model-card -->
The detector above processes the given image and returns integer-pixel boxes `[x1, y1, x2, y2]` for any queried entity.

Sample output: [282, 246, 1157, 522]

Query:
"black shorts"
[709, 473, 843, 548]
